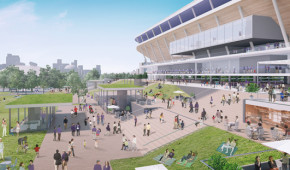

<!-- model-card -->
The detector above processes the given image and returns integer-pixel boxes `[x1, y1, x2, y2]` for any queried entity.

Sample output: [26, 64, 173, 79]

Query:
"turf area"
[110, 126, 280, 170]
[99, 84, 142, 89]
[3, 131, 46, 169]
[112, 79, 135, 85]
[144, 83, 190, 99]
[7, 93, 72, 105]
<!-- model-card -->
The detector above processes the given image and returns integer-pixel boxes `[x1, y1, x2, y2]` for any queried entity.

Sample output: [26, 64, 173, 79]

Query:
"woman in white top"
[16, 121, 20, 137]
[132, 135, 137, 151]
[0, 138, 4, 159]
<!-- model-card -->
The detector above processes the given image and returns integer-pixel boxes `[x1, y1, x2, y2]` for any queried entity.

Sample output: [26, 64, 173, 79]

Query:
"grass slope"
[99, 84, 142, 89]
[4, 131, 46, 169]
[144, 83, 190, 99]
[8, 93, 73, 105]
[113, 79, 135, 85]
[110, 126, 280, 170]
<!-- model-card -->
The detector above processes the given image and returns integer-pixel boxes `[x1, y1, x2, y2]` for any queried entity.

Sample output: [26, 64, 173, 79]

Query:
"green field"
[99, 84, 142, 89]
[111, 126, 280, 170]
[113, 79, 135, 85]
[3, 131, 46, 169]
[7, 93, 73, 105]
[144, 83, 190, 99]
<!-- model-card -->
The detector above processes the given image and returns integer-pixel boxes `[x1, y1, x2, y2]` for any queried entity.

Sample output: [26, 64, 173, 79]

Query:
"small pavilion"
[96, 84, 145, 113]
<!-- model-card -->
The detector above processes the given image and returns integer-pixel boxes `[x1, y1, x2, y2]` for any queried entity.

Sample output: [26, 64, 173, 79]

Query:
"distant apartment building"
[6, 54, 20, 66]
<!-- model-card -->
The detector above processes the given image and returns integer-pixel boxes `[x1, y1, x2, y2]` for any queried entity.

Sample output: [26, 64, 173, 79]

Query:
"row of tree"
[0, 66, 100, 94]
[101, 72, 147, 79]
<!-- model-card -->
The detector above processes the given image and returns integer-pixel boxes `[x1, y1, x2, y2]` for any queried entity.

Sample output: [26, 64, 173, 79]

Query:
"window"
[180, 8, 195, 23]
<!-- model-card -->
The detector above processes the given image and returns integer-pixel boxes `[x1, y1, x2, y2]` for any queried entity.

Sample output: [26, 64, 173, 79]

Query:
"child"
[24, 142, 29, 153]
[124, 139, 129, 150]
[83, 140, 86, 148]
[89, 120, 92, 127]
[94, 140, 98, 149]
[212, 115, 216, 123]
[34, 144, 40, 158]
[96, 128, 101, 138]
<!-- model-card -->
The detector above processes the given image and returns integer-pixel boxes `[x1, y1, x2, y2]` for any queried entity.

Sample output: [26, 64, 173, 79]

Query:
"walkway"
[33, 95, 141, 170]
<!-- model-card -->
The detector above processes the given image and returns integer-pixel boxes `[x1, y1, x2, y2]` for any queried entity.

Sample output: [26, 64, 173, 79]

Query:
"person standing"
[281, 152, 289, 170]
[210, 96, 213, 107]
[232, 92, 236, 104]
[143, 124, 146, 136]
[93, 160, 102, 170]
[236, 93, 240, 103]
[103, 161, 111, 170]
[189, 101, 193, 113]
[254, 156, 261, 170]
[132, 135, 137, 152]
[268, 87, 273, 102]
[73, 106, 78, 117]
[201, 108, 207, 121]
[63, 117, 68, 130]
[0, 138, 4, 160]
[113, 122, 117, 134]
[84, 117, 88, 126]
[227, 94, 231, 105]
[71, 124, 76, 136]
[61, 151, 69, 170]
[27, 160, 34, 170]
[147, 123, 151, 136]
[268, 156, 278, 170]
[221, 95, 226, 106]
[2, 119, 7, 137]
[76, 123, 81, 136]
[134, 116, 137, 127]
[16, 121, 20, 137]
[92, 126, 97, 140]
[121, 134, 126, 150]
[101, 113, 105, 126]
[57, 125, 62, 141]
[53, 150, 62, 170]
[93, 116, 96, 126]
[105, 123, 111, 136]
[97, 113, 100, 125]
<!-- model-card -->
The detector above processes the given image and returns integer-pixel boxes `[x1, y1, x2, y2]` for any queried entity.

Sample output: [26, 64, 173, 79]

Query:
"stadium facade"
[135, 0, 290, 84]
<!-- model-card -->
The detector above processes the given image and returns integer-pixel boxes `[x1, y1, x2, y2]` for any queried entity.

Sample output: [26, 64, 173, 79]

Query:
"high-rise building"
[96, 65, 101, 74]
[6, 54, 21, 66]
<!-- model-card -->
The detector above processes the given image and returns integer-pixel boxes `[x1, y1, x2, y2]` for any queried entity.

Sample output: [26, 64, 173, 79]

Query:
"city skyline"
[0, 0, 192, 73]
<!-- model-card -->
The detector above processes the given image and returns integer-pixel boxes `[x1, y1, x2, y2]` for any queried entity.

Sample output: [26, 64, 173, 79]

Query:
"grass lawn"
[99, 84, 142, 89]
[7, 93, 73, 105]
[144, 83, 190, 99]
[3, 131, 46, 169]
[110, 126, 280, 170]
[113, 79, 135, 85]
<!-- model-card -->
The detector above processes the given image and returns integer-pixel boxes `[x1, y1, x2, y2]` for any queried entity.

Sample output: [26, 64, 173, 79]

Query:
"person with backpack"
[53, 150, 62, 170]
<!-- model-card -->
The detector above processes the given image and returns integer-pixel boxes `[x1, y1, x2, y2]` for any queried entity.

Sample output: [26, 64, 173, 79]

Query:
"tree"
[39, 65, 51, 93]
[245, 83, 260, 98]
[67, 72, 88, 103]
[26, 70, 39, 91]
[6, 66, 26, 92]
[0, 70, 9, 91]
[84, 68, 100, 82]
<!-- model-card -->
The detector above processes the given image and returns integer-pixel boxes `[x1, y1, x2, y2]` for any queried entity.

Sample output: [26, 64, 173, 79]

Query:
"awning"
[135, 164, 168, 170]
[262, 140, 290, 154]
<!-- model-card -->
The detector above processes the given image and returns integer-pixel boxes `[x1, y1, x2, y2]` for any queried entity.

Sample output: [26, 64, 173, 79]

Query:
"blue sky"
[0, 0, 192, 73]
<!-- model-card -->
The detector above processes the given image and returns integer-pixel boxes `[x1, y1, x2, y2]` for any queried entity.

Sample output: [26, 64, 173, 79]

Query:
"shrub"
[245, 83, 260, 93]
[208, 154, 242, 170]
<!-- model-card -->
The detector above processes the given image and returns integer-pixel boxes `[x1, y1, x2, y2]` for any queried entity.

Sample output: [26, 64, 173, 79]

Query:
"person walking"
[61, 151, 69, 170]
[236, 93, 240, 103]
[268, 87, 273, 102]
[113, 122, 117, 134]
[70, 139, 75, 157]
[76, 123, 81, 136]
[2, 119, 7, 137]
[194, 102, 199, 113]
[232, 92, 236, 104]
[221, 95, 226, 106]
[134, 116, 137, 127]
[210, 96, 213, 107]
[201, 108, 207, 121]
[101, 113, 105, 126]
[117, 121, 122, 134]
[73, 106, 78, 117]
[53, 150, 62, 170]
[147, 123, 151, 136]
[227, 94, 231, 105]
[63, 117, 68, 130]
[105, 123, 110, 136]
[57, 125, 62, 141]
[92, 126, 97, 140]
[143, 124, 146, 136]
[132, 135, 137, 152]
[84, 117, 88, 126]
[71, 123, 76, 136]
[121, 134, 126, 150]
[189, 101, 193, 113]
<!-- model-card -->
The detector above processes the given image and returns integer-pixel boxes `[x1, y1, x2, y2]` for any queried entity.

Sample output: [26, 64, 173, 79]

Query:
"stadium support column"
[156, 41, 165, 62]
[164, 38, 173, 61]
[272, 0, 289, 47]
[150, 44, 158, 62]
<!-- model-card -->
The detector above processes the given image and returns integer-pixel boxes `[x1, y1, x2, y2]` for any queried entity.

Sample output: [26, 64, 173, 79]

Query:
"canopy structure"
[107, 105, 120, 109]
[135, 164, 168, 170]
[262, 140, 290, 154]
[258, 60, 290, 65]
[173, 90, 184, 94]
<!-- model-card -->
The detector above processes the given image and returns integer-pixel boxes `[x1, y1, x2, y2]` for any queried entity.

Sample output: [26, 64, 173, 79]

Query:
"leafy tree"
[6, 66, 26, 92]
[26, 70, 39, 91]
[84, 68, 100, 82]
[39, 65, 51, 93]
[0, 70, 9, 91]
[67, 72, 88, 103]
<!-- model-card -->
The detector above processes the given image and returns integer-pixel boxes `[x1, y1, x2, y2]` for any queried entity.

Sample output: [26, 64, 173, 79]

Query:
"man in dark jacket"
[63, 117, 68, 130]
[53, 150, 62, 170]
[76, 123, 81, 136]
[93, 160, 102, 170]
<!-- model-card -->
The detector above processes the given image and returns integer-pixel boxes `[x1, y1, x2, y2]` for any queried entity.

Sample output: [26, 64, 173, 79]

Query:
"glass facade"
[170, 16, 253, 54]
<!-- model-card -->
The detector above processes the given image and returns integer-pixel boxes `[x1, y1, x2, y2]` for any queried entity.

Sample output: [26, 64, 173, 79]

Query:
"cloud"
[0, 1, 38, 28]
[58, 10, 67, 18]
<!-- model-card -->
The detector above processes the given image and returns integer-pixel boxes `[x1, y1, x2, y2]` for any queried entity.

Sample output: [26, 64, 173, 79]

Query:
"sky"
[0, 0, 192, 73]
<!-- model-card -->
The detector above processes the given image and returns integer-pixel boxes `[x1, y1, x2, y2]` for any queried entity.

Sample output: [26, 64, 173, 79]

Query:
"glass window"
[189, 35, 194, 50]
[169, 15, 181, 28]
[180, 8, 195, 23]
[153, 26, 161, 36]
[211, 0, 231, 8]
[160, 21, 170, 32]
[243, 16, 252, 39]
[193, 0, 212, 17]
[194, 34, 199, 49]
[224, 23, 232, 42]
[184, 37, 189, 51]
[233, 20, 243, 40]
[211, 28, 218, 45]
[204, 30, 211, 47]
[198, 32, 205, 48]
[217, 25, 225, 44]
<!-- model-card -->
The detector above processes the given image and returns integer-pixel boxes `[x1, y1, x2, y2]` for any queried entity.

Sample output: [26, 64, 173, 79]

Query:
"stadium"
[135, 0, 290, 85]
